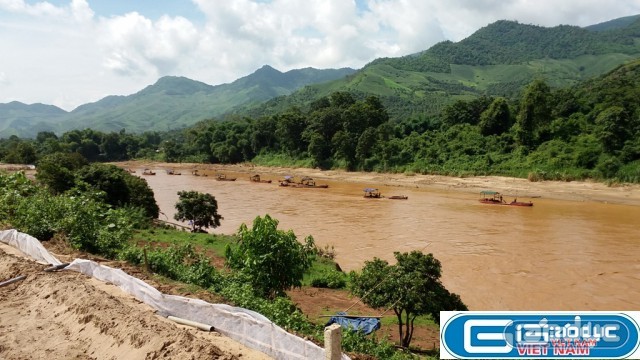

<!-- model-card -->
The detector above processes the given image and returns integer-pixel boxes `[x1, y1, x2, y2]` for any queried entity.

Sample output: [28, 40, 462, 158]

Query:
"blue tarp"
[325, 312, 381, 335]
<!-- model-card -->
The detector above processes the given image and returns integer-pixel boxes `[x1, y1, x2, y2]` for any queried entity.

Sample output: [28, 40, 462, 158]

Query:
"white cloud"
[1, 0, 640, 110]
[0, 71, 8, 85]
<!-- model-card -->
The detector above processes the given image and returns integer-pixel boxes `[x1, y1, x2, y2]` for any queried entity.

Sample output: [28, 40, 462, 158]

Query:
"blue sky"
[2, 0, 640, 110]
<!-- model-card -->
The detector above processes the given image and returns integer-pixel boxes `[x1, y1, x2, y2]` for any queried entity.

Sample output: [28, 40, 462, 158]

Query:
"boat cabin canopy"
[480, 190, 499, 195]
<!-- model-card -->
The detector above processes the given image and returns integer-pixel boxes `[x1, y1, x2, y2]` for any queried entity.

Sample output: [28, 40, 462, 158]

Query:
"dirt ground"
[0, 242, 271, 360]
[287, 287, 440, 351]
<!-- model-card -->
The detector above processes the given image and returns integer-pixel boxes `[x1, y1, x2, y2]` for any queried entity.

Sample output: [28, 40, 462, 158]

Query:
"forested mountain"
[3, 15, 640, 139]
[0, 66, 355, 138]
[245, 17, 640, 122]
[585, 14, 640, 31]
[0, 102, 67, 138]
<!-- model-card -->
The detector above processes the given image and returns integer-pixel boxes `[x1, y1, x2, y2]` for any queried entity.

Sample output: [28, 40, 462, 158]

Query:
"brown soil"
[0, 241, 270, 360]
[287, 287, 440, 351]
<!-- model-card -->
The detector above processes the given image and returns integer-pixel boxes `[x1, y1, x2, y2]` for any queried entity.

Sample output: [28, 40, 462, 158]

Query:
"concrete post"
[324, 323, 342, 360]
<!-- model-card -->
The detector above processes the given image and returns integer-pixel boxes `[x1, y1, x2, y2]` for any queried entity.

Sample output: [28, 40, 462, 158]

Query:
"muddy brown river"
[137, 168, 640, 311]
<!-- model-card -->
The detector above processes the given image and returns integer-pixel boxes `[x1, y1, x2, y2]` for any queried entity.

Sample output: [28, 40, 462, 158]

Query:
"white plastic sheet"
[0, 230, 350, 360]
[0, 229, 62, 266]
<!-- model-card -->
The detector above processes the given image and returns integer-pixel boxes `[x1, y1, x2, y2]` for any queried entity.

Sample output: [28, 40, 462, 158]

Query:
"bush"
[310, 269, 347, 289]
[141, 243, 222, 288]
[219, 279, 315, 334]
[225, 215, 315, 298]
[342, 330, 417, 359]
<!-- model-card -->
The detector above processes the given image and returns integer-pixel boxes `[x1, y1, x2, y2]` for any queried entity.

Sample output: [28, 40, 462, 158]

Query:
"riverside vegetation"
[0, 163, 465, 359]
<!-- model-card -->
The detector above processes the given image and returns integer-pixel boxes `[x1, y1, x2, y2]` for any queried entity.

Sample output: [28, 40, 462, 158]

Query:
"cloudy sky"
[1, 0, 640, 111]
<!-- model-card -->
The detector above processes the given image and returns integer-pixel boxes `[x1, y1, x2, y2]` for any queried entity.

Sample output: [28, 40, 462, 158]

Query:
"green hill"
[244, 17, 640, 122]
[0, 66, 355, 138]
[4, 15, 640, 138]
[0, 101, 66, 138]
[585, 14, 640, 31]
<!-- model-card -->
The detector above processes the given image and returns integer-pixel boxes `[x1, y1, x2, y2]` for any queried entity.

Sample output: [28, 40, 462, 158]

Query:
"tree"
[75, 163, 159, 219]
[479, 97, 512, 136]
[515, 79, 551, 149]
[174, 191, 223, 232]
[595, 106, 631, 153]
[124, 175, 160, 219]
[76, 163, 130, 207]
[351, 251, 467, 349]
[35, 152, 88, 194]
[225, 215, 315, 299]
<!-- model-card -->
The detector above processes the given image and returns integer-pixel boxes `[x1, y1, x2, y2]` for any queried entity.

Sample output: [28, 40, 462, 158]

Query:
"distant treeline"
[1, 60, 639, 182]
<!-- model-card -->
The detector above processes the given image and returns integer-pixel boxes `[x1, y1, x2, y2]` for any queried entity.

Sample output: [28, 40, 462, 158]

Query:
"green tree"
[4, 141, 37, 164]
[124, 175, 160, 219]
[225, 215, 315, 299]
[174, 191, 223, 232]
[515, 79, 551, 149]
[351, 251, 467, 349]
[35, 152, 88, 194]
[74, 163, 159, 219]
[76, 163, 130, 207]
[595, 106, 631, 153]
[275, 109, 308, 155]
[479, 97, 512, 136]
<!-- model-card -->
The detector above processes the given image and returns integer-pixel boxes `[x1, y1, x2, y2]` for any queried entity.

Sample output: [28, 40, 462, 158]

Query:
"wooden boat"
[479, 190, 533, 207]
[142, 169, 156, 175]
[166, 169, 181, 175]
[507, 199, 534, 207]
[250, 174, 272, 183]
[364, 188, 382, 198]
[388, 195, 408, 200]
[126, 168, 136, 174]
[279, 176, 295, 186]
[216, 174, 236, 181]
[191, 169, 207, 177]
[297, 176, 328, 188]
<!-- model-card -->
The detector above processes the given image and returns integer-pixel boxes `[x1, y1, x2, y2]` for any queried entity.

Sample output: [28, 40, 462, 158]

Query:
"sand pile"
[0, 246, 271, 360]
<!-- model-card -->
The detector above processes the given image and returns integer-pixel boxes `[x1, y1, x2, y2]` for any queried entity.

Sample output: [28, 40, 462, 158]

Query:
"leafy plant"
[225, 215, 315, 298]
[350, 251, 467, 349]
[174, 190, 223, 232]
[310, 269, 347, 289]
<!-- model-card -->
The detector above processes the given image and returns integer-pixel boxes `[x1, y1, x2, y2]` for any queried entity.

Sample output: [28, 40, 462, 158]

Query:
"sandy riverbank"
[119, 161, 640, 207]
[0, 242, 272, 360]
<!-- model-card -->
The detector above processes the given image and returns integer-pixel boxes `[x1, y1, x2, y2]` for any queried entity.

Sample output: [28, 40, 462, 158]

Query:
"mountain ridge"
[3, 15, 640, 138]
[0, 65, 356, 138]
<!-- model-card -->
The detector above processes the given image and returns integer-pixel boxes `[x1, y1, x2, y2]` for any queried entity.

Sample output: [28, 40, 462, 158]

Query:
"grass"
[251, 153, 315, 168]
[132, 228, 236, 257]
[133, 227, 346, 285]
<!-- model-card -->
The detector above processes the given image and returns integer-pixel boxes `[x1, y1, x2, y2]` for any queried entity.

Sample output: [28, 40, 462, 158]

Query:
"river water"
[138, 168, 640, 311]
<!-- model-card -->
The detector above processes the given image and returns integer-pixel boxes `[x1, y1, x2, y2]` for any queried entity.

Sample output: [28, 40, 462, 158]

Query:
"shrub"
[310, 269, 347, 289]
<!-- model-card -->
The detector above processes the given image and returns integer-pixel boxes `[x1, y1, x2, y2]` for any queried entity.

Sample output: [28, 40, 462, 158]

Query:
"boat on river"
[279, 176, 328, 188]
[298, 176, 329, 188]
[142, 169, 156, 175]
[279, 175, 295, 186]
[250, 174, 272, 183]
[216, 174, 237, 181]
[388, 195, 408, 200]
[479, 190, 533, 206]
[166, 169, 181, 175]
[364, 188, 382, 198]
